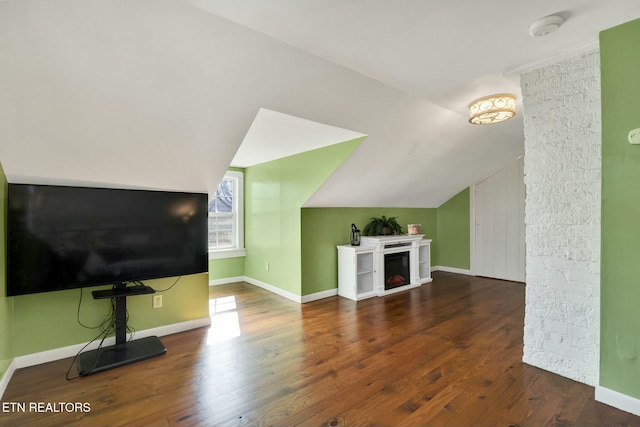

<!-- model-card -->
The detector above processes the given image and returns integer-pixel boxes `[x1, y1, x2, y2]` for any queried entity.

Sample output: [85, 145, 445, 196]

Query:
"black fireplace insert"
[384, 251, 410, 290]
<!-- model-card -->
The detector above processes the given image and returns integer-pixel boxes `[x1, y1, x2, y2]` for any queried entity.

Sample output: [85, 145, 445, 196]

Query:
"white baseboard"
[0, 317, 210, 400]
[12, 317, 211, 371]
[211, 276, 337, 303]
[595, 386, 640, 416]
[209, 276, 245, 286]
[432, 265, 473, 275]
[243, 276, 302, 303]
[301, 288, 338, 303]
[0, 359, 17, 401]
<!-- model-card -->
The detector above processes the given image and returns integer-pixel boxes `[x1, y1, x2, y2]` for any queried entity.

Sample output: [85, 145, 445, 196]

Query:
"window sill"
[208, 248, 247, 260]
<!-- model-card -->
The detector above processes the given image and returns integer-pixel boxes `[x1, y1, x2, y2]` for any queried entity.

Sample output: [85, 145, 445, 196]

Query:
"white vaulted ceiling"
[230, 109, 366, 168]
[1, 1, 639, 206]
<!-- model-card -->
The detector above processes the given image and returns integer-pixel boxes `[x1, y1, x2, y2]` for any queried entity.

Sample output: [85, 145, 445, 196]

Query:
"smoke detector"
[529, 15, 564, 37]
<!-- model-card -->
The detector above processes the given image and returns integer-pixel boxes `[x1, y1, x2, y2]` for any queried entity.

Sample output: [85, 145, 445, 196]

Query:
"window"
[209, 171, 245, 259]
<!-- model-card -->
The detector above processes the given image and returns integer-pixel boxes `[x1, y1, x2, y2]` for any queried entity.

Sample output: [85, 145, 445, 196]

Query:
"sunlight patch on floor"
[207, 296, 242, 344]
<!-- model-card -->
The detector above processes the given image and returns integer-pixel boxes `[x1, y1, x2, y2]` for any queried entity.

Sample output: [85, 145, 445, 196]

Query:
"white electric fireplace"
[337, 234, 432, 301]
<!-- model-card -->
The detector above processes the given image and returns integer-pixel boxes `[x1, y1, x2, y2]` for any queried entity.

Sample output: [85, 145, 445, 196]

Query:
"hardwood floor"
[2, 272, 639, 426]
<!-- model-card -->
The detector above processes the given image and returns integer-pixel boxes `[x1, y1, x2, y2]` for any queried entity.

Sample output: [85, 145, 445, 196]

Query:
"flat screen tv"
[7, 183, 208, 296]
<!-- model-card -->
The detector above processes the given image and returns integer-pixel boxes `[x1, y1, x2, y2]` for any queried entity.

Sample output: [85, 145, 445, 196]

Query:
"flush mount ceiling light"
[529, 15, 564, 37]
[468, 93, 516, 125]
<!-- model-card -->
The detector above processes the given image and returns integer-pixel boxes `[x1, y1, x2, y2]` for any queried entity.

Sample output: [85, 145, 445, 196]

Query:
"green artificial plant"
[362, 216, 405, 236]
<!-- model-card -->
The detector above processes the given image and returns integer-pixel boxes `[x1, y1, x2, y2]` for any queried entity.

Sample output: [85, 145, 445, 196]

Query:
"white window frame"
[208, 171, 246, 259]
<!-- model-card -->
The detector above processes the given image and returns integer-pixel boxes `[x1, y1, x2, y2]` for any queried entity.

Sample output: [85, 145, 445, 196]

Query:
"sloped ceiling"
[1, 1, 639, 207]
[230, 108, 366, 168]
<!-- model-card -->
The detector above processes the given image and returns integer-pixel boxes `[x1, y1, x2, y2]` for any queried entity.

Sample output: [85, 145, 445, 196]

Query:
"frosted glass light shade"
[468, 93, 516, 125]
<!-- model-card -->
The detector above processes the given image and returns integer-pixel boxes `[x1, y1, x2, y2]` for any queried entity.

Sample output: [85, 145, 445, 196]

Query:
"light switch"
[628, 128, 640, 145]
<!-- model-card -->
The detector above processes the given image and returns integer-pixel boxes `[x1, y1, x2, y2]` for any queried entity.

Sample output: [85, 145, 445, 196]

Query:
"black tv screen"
[7, 183, 208, 296]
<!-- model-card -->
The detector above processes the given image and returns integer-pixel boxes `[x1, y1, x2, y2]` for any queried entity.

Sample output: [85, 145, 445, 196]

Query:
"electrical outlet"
[153, 294, 163, 309]
[265, 261, 269, 271]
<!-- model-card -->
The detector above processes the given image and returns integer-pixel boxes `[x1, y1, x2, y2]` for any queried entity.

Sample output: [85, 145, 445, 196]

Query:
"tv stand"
[77, 283, 166, 376]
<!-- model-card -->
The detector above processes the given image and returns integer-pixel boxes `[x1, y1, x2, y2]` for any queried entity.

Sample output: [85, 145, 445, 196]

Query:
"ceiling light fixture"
[468, 93, 516, 125]
[529, 15, 564, 37]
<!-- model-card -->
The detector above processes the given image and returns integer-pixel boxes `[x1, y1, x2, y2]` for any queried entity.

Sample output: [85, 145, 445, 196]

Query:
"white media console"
[337, 234, 432, 301]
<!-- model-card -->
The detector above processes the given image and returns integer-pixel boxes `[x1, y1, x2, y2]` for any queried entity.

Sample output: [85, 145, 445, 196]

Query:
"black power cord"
[66, 289, 116, 380]
[150, 276, 182, 292]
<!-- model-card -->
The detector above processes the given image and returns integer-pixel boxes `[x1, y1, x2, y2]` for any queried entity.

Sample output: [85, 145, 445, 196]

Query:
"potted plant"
[362, 216, 405, 236]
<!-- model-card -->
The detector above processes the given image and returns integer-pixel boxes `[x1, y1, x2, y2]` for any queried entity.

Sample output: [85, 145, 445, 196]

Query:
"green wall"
[301, 207, 437, 295]
[600, 17, 640, 399]
[209, 257, 245, 281]
[244, 138, 363, 296]
[300, 188, 470, 296]
[436, 188, 470, 269]
[0, 162, 13, 378]
[11, 273, 209, 356]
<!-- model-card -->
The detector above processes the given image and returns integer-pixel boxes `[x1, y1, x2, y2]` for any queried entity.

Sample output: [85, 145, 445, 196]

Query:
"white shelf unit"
[337, 245, 376, 301]
[356, 251, 374, 294]
[338, 236, 432, 301]
[418, 239, 432, 284]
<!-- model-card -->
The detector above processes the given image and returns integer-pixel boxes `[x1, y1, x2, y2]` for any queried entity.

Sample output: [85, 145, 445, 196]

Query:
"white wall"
[521, 50, 601, 386]
[0, 0, 522, 208]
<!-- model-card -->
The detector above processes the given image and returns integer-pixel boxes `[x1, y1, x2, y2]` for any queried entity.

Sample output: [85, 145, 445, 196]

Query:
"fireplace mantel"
[360, 234, 425, 246]
[337, 235, 432, 301]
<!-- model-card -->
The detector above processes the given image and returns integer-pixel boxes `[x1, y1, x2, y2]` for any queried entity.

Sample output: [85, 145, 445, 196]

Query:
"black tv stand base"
[77, 283, 167, 376]
[77, 336, 166, 376]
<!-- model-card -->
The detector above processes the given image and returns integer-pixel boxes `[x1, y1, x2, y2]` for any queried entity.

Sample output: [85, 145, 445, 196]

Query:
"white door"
[473, 156, 525, 282]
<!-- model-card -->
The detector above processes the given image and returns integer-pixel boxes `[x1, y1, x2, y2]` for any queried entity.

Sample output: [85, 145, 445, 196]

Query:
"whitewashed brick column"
[521, 50, 601, 386]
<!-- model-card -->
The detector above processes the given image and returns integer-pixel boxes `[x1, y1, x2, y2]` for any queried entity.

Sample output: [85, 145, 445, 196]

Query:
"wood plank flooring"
[2, 272, 639, 426]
